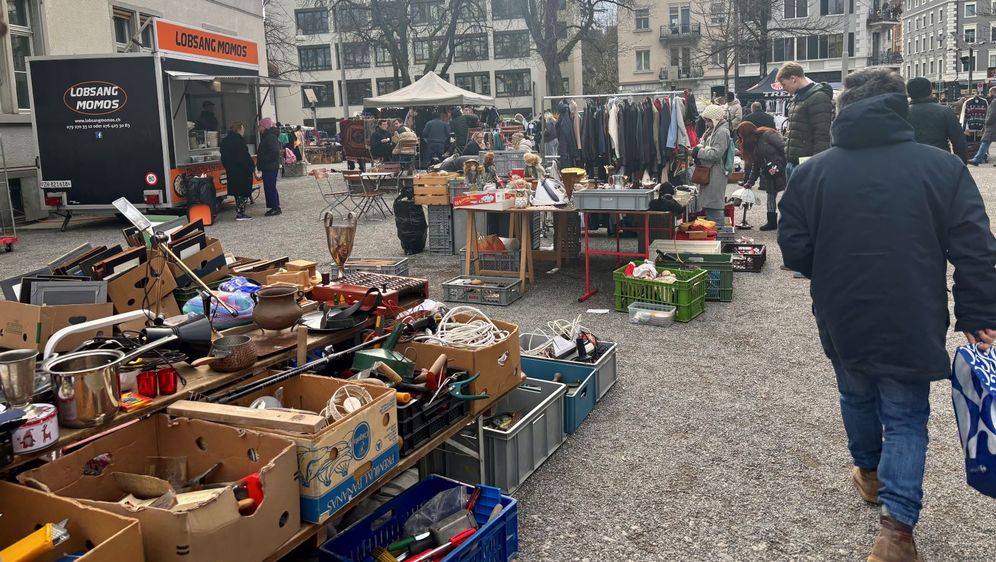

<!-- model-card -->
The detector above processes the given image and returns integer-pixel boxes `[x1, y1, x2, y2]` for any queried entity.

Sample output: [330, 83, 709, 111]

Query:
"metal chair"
[342, 171, 389, 220]
[311, 168, 359, 219]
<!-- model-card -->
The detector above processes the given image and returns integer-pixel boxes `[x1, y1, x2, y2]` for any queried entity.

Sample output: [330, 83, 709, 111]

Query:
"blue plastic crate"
[319, 475, 518, 562]
[520, 357, 596, 434]
[519, 334, 618, 400]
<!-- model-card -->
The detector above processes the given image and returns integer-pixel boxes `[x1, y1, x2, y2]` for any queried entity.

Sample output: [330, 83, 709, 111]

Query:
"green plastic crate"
[613, 265, 707, 322]
[655, 252, 733, 303]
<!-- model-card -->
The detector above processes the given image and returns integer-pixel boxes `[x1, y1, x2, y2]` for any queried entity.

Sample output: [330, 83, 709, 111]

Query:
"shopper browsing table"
[736, 121, 786, 231]
[422, 111, 451, 168]
[743, 101, 776, 130]
[691, 104, 732, 224]
[256, 118, 283, 216]
[220, 122, 255, 221]
[778, 68, 996, 562]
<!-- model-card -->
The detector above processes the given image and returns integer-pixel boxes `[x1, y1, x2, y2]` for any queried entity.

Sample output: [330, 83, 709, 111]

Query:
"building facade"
[270, 0, 584, 136]
[0, 0, 267, 222]
[903, 0, 996, 89]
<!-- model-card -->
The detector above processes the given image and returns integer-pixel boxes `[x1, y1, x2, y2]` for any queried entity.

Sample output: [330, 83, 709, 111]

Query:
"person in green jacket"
[777, 61, 834, 178]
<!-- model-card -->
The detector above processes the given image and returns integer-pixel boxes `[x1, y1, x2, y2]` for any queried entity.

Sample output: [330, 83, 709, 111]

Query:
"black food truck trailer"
[27, 18, 303, 224]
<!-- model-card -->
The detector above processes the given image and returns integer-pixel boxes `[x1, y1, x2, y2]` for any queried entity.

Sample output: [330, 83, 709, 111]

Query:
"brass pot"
[252, 286, 303, 331]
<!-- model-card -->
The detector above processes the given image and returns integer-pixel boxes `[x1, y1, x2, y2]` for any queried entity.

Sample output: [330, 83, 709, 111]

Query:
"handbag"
[950, 344, 996, 498]
[691, 164, 712, 185]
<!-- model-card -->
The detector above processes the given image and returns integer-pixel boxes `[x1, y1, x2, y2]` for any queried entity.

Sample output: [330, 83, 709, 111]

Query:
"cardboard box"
[18, 415, 301, 562]
[399, 315, 522, 415]
[453, 190, 515, 211]
[168, 239, 228, 288]
[222, 374, 400, 523]
[0, 301, 114, 353]
[285, 260, 317, 278]
[0, 481, 145, 562]
[107, 257, 181, 333]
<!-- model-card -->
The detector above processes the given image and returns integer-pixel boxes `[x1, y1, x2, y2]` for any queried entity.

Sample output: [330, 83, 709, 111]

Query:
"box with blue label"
[212, 373, 398, 524]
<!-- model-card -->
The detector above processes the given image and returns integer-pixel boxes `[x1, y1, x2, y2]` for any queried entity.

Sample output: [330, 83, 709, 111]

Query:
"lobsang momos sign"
[153, 19, 259, 67]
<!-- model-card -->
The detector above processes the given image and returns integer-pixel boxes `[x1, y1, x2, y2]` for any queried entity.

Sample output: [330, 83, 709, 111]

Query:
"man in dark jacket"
[450, 107, 480, 152]
[778, 68, 996, 562]
[369, 119, 394, 161]
[777, 62, 834, 176]
[256, 117, 283, 216]
[743, 101, 776, 129]
[220, 122, 255, 221]
[421, 111, 451, 167]
[906, 78, 967, 162]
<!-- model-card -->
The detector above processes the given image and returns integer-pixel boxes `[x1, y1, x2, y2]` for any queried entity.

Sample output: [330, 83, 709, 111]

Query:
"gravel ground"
[2, 166, 994, 560]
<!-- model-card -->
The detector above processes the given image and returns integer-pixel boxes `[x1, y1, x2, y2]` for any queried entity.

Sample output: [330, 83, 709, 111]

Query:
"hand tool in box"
[0, 518, 69, 562]
[406, 529, 476, 562]
[351, 323, 415, 380]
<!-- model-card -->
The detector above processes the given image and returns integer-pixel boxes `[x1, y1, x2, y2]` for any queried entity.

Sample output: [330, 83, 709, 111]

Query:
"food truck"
[27, 19, 296, 219]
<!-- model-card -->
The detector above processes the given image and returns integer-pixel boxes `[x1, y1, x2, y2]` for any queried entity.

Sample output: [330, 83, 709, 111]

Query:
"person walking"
[776, 61, 834, 178]
[691, 104, 732, 224]
[778, 68, 996, 562]
[422, 111, 451, 168]
[743, 101, 776, 129]
[724, 92, 743, 130]
[906, 78, 967, 163]
[256, 118, 283, 216]
[969, 86, 996, 165]
[220, 122, 255, 221]
[736, 121, 786, 231]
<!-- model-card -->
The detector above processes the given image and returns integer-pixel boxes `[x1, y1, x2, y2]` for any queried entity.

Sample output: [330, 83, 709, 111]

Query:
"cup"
[0, 349, 38, 408]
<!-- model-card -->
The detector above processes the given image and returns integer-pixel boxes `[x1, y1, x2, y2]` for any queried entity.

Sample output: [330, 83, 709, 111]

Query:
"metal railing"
[659, 66, 705, 80]
[659, 23, 701, 39]
[868, 52, 904, 66]
[867, 2, 902, 25]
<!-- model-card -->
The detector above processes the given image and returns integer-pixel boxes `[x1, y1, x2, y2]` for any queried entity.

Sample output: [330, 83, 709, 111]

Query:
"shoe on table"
[851, 466, 880, 505]
[265, 207, 282, 216]
[868, 516, 922, 562]
[235, 213, 253, 221]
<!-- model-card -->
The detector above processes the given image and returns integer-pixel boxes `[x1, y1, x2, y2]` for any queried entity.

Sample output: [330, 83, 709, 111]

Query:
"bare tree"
[263, 0, 300, 77]
[581, 24, 618, 95]
[692, 0, 738, 94]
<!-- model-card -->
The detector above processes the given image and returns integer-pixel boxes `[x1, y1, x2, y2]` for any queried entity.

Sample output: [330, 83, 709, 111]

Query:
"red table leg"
[579, 211, 599, 302]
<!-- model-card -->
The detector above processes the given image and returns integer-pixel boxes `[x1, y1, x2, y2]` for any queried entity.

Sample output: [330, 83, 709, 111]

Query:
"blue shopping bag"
[950, 345, 996, 498]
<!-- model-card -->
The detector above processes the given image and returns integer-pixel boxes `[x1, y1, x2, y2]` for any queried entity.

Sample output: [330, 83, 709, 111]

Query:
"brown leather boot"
[852, 466, 881, 505]
[868, 516, 923, 562]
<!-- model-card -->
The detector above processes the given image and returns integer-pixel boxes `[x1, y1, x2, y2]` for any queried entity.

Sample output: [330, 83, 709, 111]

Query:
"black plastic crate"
[397, 393, 469, 457]
[723, 243, 767, 272]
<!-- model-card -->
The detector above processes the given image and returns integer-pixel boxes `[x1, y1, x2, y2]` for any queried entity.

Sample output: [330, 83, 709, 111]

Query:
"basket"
[442, 275, 522, 306]
[613, 265, 707, 322]
[723, 243, 767, 272]
[655, 252, 733, 303]
[459, 248, 521, 272]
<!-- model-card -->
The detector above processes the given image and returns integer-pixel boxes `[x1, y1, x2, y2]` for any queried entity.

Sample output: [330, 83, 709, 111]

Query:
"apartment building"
[0, 0, 267, 222]
[901, 0, 958, 83]
[270, 0, 584, 135]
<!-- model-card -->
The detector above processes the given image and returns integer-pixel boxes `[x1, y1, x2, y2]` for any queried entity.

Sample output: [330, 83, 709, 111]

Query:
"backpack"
[950, 344, 996, 498]
[283, 147, 297, 164]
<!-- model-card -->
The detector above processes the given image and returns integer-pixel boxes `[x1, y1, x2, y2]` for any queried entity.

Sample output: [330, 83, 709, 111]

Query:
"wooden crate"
[415, 194, 449, 205]
[415, 173, 457, 205]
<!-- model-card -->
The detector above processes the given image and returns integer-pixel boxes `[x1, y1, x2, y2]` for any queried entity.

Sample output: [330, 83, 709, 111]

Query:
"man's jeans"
[833, 360, 931, 527]
[972, 141, 991, 164]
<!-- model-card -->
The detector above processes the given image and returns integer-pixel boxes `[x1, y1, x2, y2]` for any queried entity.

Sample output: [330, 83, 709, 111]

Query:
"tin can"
[13, 403, 58, 454]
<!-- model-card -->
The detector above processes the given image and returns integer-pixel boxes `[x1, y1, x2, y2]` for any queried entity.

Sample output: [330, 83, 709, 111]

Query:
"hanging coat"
[557, 101, 578, 163]
[571, 99, 582, 152]
[652, 100, 661, 163]
[659, 98, 671, 160]
[608, 102, 620, 157]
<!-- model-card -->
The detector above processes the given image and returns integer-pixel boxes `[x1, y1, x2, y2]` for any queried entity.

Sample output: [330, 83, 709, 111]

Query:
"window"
[345, 80, 372, 105]
[139, 14, 154, 48]
[784, 0, 808, 18]
[495, 69, 530, 96]
[710, 2, 725, 24]
[8, 0, 36, 110]
[914, 37, 920, 53]
[989, 53, 996, 69]
[965, 26, 976, 44]
[561, 77, 569, 93]
[374, 44, 394, 67]
[301, 82, 334, 107]
[7, 0, 29, 26]
[492, 0, 526, 19]
[296, 8, 329, 35]
[376, 77, 401, 96]
[991, 26, 996, 41]
[929, 12, 934, 25]
[454, 34, 488, 61]
[966, 2, 976, 17]
[770, 37, 796, 63]
[635, 9, 649, 31]
[413, 38, 445, 64]
[455, 72, 491, 95]
[635, 49, 651, 71]
[298, 46, 332, 71]
[341, 43, 370, 68]
[493, 30, 530, 58]
[821, 0, 844, 15]
[410, 1, 444, 25]
[335, 7, 369, 32]
[113, 13, 131, 47]
[930, 35, 934, 50]
[458, 0, 487, 22]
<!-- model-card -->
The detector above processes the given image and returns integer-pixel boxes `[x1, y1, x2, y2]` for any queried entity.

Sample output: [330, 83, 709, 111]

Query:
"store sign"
[63, 81, 128, 116]
[154, 20, 259, 66]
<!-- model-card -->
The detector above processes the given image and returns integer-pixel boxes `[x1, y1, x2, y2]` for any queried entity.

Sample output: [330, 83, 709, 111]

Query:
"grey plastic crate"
[492, 150, 526, 176]
[428, 232, 454, 255]
[572, 187, 658, 211]
[329, 257, 410, 277]
[427, 205, 453, 237]
[458, 248, 521, 272]
[441, 275, 522, 306]
[429, 378, 567, 492]
[449, 181, 470, 202]
[519, 332, 618, 400]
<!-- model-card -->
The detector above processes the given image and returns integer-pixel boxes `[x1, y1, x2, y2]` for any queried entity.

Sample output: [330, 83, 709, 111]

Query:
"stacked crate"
[427, 205, 454, 255]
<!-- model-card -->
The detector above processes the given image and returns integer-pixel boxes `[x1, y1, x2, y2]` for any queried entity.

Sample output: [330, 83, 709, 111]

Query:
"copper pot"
[252, 286, 303, 331]
[191, 335, 257, 373]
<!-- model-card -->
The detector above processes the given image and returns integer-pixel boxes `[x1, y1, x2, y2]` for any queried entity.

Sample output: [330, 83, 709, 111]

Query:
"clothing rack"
[543, 91, 684, 101]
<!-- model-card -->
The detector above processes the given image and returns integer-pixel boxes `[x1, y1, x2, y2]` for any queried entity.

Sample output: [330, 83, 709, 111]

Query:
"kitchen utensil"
[190, 335, 257, 372]
[12, 403, 58, 454]
[251, 286, 303, 331]
[324, 211, 357, 281]
[0, 350, 38, 408]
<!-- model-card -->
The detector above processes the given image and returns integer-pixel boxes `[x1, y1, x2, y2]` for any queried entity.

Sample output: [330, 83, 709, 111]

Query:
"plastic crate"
[442, 275, 522, 306]
[428, 205, 454, 237]
[613, 265, 707, 322]
[628, 301, 676, 327]
[397, 393, 469, 457]
[329, 257, 410, 277]
[723, 243, 767, 272]
[431, 379, 567, 492]
[572, 187, 657, 211]
[655, 252, 733, 303]
[520, 357, 596, 434]
[318, 475, 518, 562]
[459, 248, 521, 272]
[518, 333, 618, 400]
[429, 232, 455, 255]
[492, 151, 526, 176]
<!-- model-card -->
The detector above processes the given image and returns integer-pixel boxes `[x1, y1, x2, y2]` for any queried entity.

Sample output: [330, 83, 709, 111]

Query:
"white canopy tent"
[362, 71, 494, 107]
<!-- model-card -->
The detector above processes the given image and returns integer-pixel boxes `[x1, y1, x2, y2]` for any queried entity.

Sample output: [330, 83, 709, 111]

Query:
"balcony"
[868, 51, 903, 67]
[659, 66, 705, 81]
[659, 23, 701, 42]
[867, 2, 902, 27]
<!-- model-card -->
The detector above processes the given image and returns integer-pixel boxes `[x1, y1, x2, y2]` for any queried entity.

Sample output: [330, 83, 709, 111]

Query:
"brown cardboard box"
[19, 415, 301, 562]
[107, 256, 181, 332]
[168, 239, 228, 288]
[174, 374, 400, 524]
[398, 316, 521, 414]
[0, 301, 114, 353]
[0, 481, 145, 562]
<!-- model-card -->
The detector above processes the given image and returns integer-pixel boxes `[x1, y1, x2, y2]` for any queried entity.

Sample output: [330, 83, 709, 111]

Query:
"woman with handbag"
[691, 104, 732, 224]
[737, 121, 787, 231]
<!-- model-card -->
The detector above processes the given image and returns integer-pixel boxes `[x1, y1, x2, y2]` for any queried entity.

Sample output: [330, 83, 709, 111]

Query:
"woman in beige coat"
[692, 104, 731, 224]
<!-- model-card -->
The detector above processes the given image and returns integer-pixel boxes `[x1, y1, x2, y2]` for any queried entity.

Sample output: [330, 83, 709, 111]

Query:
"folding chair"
[358, 172, 394, 219]
[342, 171, 385, 220]
[310, 168, 359, 219]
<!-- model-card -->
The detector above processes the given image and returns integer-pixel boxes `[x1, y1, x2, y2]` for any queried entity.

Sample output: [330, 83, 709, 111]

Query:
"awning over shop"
[745, 69, 790, 96]
[164, 71, 319, 88]
[362, 71, 494, 107]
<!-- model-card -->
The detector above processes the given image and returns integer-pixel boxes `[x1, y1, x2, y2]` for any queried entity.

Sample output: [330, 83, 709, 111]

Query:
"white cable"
[411, 306, 510, 349]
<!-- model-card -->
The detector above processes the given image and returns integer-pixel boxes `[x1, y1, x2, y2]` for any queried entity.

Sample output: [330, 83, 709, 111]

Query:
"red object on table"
[136, 369, 158, 398]
[236, 473, 264, 514]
